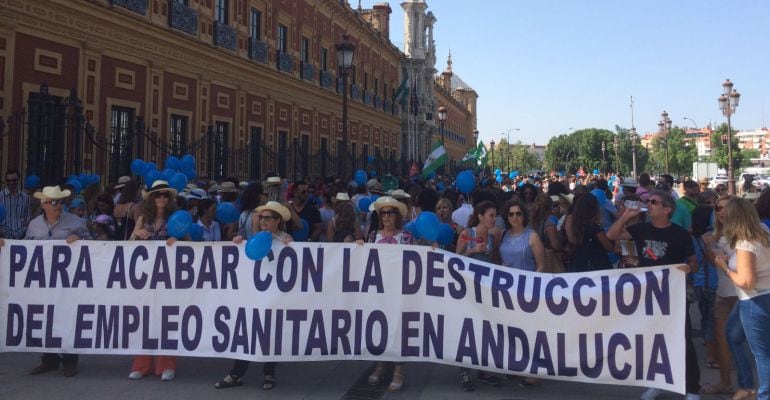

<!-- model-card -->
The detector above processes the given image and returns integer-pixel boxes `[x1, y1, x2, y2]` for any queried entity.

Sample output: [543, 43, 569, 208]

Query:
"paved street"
[0, 332, 730, 400]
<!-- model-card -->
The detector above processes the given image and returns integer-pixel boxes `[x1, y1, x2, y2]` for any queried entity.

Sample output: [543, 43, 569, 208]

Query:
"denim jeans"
[727, 302, 756, 390]
[739, 294, 770, 400]
[695, 287, 716, 341]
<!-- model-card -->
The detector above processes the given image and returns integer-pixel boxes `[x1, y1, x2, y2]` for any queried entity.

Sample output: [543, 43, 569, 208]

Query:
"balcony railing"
[375, 95, 383, 109]
[277, 51, 294, 73]
[320, 71, 333, 89]
[363, 91, 372, 106]
[350, 84, 360, 101]
[168, 0, 198, 36]
[213, 21, 236, 52]
[110, 0, 147, 15]
[301, 62, 315, 81]
[248, 38, 268, 63]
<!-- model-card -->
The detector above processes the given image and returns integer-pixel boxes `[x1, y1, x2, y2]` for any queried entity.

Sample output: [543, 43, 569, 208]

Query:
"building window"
[250, 8, 262, 40]
[215, 0, 228, 24]
[210, 121, 228, 177]
[301, 36, 310, 63]
[301, 134, 310, 177]
[278, 131, 288, 177]
[249, 126, 262, 180]
[278, 24, 288, 53]
[320, 47, 328, 71]
[374, 78, 379, 96]
[110, 106, 135, 181]
[169, 114, 188, 155]
[364, 72, 369, 91]
[173, 0, 188, 5]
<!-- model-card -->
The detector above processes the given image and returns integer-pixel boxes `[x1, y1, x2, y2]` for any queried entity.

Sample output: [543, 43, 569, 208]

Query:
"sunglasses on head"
[43, 199, 63, 206]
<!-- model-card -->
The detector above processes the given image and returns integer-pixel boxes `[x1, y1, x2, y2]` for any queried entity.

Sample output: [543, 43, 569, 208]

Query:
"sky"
[361, 0, 770, 146]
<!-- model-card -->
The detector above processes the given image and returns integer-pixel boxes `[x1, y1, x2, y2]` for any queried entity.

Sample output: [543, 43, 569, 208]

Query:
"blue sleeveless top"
[499, 227, 536, 271]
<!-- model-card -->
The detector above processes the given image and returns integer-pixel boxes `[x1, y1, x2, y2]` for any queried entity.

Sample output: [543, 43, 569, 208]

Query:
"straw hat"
[142, 180, 178, 199]
[334, 192, 351, 202]
[621, 178, 639, 188]
[185, 188, 208, 200]
[255, 201, 292, 221]
[367, 179, 384, 194]
[264, 176, 282, 186]
[34, 186, 71, 200]
[113, 176, 132, 190]
[388, 189, 411, 199]
[371, 196, 408, 217]
[219, 182, 239, 193]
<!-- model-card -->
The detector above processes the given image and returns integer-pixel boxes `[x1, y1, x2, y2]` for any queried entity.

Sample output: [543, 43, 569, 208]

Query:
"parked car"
[708, 175, 728, 189]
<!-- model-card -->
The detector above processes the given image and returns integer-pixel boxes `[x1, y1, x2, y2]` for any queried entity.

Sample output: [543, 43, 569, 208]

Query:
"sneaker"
[29, 363, 58, 375]
[161, 369, 175, 381]
[460, 371, 475, 391]
[128, 371, 143, 380]
[684, 394, 700, 400]
[477, 371, 501, 387]
[640, 387, 663, 400]
[61, 365, 78, 378]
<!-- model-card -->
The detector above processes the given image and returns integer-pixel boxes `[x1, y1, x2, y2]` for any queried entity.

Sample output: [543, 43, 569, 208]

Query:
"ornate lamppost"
[490, 139, 495, 172]
[658, 110, 672, 174]
[437, 105, 447, 175]
[613, 136, 620, 173]
[601, 141, 606, 173]
[630, 127, 638, 179]
[335, 34, 355, 177]
[719, 79, 740, 195]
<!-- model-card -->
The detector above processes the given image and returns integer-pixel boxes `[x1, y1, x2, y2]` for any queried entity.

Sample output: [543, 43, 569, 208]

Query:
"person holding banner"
[360, 196, 413, 392]
[607, 190, 701, 400]
[218, 201, 293, 390]
[713, 197, 770, 400]
[21, 185, 91, 377]
[128, 181, 179, 381]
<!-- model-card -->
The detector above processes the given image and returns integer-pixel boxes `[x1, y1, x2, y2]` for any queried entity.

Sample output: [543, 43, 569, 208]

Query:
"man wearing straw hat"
[25, 185, 91, 377]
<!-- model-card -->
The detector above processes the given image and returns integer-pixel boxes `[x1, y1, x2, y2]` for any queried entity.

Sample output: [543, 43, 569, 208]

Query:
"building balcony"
[384, 101, 391, 113]
[363, 91, 373, 106]
[375, 95, 383, 109]
[320, 71, 333, 89]
[350, 84, 360, 101]
[110, 0, 147, 15]
[277, 51, 294, 73]
[301, 61, 315, 81]
[213, 21, 236, 52]
[168, 0, 198, 36]
[248, 38, 268, 63]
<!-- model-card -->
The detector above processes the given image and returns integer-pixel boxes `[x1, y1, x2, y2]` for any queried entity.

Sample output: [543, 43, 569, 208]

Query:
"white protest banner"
[0, 240, 685, 393]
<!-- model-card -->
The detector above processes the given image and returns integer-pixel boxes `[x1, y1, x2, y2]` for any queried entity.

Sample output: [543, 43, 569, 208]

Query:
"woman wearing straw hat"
[127, 181, 179, 381]
[216, 201, 292, 391]
[20, 185, 91, 377]
[356, 196, 412, 392]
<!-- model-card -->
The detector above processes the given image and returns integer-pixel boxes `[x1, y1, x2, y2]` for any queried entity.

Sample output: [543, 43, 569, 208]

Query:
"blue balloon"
[416, 211, 440, 242]
[188, 223, 204, 241]
[180, 154, 195, 171]
[590, 188, 607, 206]
[456, 170, 476, 194]
[131, 159, 146, 175]
[66, 179, 82, 195]
[162, 168, 175, 181]
[291, 218, 310, 241]
[358, 197, 372, 213]
[24, 175, 40, 189]
[593, 169, 600, 175]
[166, 155, 181, 171]
[509, 171, 516, 179]
[354, 170, 367, 186]
[167, 210, 193, 239]
[369, 170, 377, 178]
[78, 173, 89, 188]
[495, 168, 502, 176]
[367, 155, 375, 163]
[145, 162, 157, 173]
[496, 175, 503, 183]
[0, 204, 6, 223]
[183, 168, 196, 180]
[437, 223, 455, 246]
[89, 174, 100, 185]
[246, 231, 273, 260]
[436, 182, 445, 192]
[216, 203, 239, 224]
[404, 220, 421, 240]
[169, 172, 188, 192]
[426, 171, 436, 180]
[370, 195, 380, 203]
[145, 170, 162, 186]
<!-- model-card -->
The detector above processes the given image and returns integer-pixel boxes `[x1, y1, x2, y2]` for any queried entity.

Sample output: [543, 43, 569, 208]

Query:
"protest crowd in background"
[0, 160, 769, 400]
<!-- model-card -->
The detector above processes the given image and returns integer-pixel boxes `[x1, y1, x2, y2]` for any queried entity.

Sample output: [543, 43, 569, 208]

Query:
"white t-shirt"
[730, 238, 770, 300]
[715, 236, 737, 298]
[452, 203, 473, 229]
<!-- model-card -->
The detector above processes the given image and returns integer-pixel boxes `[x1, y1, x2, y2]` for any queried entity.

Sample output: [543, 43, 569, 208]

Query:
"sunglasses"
[380, 210, 399, 216]
[43, 199, 63, 206]
[152, 192, 171, 199]
[508, 211, 524, 217]
[258, 215, 278, 221]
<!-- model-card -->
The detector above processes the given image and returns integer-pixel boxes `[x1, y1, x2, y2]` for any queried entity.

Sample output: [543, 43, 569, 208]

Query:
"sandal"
[368, 364, 385, 386]
[700, 383, 732, 395]
[214, 374, 243, 389]
[732, 388, 757, 400]
[262, 374, 276, 390]
[388, 370, 404, 392]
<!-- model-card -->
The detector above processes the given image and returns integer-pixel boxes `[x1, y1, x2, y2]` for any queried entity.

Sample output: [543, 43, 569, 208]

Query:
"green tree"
[709, 123, 745, 170]
[544, 128, 644, 175]
[647, 126, 697, 177]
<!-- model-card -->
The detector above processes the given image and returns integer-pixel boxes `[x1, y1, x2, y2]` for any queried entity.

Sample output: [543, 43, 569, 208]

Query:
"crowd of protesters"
[0, 167, 768, 400]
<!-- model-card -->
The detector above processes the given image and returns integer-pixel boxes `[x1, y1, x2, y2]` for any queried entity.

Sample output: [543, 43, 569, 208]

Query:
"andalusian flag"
[422, 141, 448, 177]
[476, 142, 487, 166]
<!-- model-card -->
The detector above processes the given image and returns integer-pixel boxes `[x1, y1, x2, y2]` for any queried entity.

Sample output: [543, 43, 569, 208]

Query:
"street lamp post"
[601, 142, 606, 173]
[335, 34, 355, 177]
[490, 140, 495, 172]
[613, 136, 620, 173]
[473, 129, 479, 147]
[506, 128, 519, 173]
[658, 110, 672, 175]
[630, 127, 638, 179]
[719, 79, 741, 195]
[437, 105, 447, 175]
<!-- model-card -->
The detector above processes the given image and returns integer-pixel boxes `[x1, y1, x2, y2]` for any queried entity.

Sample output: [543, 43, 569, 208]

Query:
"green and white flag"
[422, 141, 448, 177]
[476, 142, 487, 165]
[461, 147, 477, 162]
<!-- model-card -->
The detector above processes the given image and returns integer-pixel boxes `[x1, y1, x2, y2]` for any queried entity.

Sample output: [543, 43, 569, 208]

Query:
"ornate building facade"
[0, 0, 476, 184]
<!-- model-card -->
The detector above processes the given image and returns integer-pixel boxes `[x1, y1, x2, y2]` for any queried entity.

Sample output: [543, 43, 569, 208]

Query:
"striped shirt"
[0, 188, 30, 239]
